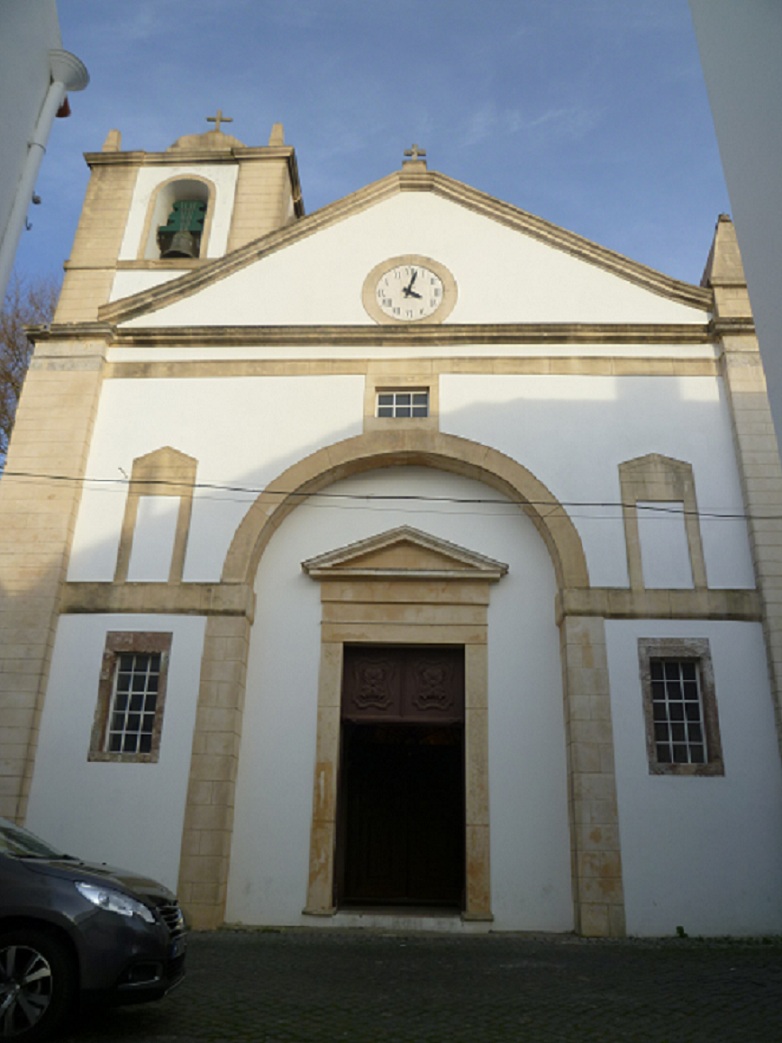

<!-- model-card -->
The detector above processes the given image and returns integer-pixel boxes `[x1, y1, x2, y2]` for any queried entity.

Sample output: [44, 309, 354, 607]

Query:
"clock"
[362, 255, 457, 324]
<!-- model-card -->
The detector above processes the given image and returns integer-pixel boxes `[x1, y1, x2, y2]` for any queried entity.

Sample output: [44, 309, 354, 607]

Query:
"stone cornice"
[60, 582, 256, 620]
[84, 144, 296, 167]
[556, 587, 761, 623]
[27, 322, 114, 344]
[29, 321, 715, 350]
[111, 322, 713, 348]
[102, 357, 718, 381]
[710, 316, 757, 337]
[96, 169, 713, 327]
[58, 580, 758, 624]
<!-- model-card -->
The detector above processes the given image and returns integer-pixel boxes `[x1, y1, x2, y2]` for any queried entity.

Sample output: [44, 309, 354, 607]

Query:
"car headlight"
[75, 881, 156, 924]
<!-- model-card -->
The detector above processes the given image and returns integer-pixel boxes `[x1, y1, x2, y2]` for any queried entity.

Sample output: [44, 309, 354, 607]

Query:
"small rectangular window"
[89, 632, 172, 763]
[376, 389, 429, 418]
[649, 659, 705, 764]
[638, 639, 723, 776]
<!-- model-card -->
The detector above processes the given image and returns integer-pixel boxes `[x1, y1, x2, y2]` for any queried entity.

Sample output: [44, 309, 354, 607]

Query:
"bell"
[161, 230, 198, 258]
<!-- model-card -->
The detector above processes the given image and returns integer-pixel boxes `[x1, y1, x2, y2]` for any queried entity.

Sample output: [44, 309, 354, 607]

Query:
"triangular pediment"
[302, 526, 508, 581]
[100, 168, 712, 332]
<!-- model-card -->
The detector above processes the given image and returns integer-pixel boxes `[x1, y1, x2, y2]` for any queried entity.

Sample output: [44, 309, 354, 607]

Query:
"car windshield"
[0, 817, 70, 859]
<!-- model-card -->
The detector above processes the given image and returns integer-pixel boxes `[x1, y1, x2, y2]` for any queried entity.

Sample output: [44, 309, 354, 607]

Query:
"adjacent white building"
[1, 123, 781, 938]
[690, 1, 782, 446]
[0, 1, 88, 298]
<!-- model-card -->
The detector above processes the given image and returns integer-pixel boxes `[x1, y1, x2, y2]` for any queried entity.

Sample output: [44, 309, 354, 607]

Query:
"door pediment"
[301, 525, 508, 582]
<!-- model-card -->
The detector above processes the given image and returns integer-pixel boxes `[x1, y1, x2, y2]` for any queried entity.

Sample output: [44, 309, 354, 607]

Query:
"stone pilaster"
[227, 151, 299, 252]
[303, 641, 342, 916]
[559, 615, 625, 938]
[177, 614, 251, 928]
[0, 340, 106, 820]
[463, 643, 492, 920]
[54, 159, 137, 323]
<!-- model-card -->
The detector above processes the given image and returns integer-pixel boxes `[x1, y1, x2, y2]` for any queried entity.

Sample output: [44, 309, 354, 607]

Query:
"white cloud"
[459, 102, 601, 150]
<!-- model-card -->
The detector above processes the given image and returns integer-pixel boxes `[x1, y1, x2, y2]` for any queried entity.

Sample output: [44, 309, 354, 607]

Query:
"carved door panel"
[342, 646, 464, 724]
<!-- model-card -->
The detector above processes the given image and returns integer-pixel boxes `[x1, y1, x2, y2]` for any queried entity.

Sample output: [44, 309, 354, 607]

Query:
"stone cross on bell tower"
[206, 109, 233, 133]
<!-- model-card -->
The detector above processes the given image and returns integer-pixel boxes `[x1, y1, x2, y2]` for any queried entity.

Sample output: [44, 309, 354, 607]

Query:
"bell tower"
[0, 116, 304, 824]
[54, 117, 304, 323]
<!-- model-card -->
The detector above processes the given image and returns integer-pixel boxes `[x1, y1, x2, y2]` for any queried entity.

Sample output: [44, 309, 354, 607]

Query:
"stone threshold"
[304, 905, 492, 934]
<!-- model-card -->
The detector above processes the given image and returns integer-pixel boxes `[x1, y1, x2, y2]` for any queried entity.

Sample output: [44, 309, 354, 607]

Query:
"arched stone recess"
[138, 174, 216, 260]
[619, 453, 707, 591]
[222, 430, 589, 590]
[115, 445, 197, 583]
[178, 429, 625, 937]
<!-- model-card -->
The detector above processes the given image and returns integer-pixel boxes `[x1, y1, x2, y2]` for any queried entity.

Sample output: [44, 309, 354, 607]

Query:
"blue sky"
[13, 0, 729, 287]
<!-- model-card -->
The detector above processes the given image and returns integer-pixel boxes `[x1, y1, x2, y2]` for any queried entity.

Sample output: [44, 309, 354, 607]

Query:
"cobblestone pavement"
[59, 928, 782, 1043]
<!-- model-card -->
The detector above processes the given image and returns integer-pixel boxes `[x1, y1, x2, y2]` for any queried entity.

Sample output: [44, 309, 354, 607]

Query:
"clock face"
[375, 264, 444, 321]
[362, 255, 457, 325]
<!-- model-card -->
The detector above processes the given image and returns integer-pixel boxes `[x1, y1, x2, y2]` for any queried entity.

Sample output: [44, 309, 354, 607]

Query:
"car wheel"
[0, 930, 75, 1040]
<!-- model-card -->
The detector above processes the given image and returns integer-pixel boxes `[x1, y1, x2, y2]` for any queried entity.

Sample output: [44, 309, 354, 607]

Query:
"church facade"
[2, 122, 782, 938]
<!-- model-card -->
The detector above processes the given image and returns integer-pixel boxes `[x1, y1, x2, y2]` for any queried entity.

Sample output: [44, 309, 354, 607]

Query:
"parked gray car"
[0, 817, 186, 1040]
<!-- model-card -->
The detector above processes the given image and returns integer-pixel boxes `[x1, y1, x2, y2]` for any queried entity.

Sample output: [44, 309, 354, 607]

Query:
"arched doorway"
[178, 431, 625, 936]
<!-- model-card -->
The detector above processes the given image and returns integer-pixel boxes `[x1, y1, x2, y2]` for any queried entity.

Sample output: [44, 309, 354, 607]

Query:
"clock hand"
[402, 269, 419, 297]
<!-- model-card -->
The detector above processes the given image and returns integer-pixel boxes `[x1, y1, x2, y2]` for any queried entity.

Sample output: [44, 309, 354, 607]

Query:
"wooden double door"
[338, 646, 465, 908]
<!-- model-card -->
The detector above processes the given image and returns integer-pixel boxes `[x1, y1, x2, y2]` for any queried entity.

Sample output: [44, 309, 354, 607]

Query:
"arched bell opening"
[140, 176, 214, 260]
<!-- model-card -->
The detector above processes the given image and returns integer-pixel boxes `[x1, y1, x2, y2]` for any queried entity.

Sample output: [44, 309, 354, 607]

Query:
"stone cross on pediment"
[403, 143, 427, 162]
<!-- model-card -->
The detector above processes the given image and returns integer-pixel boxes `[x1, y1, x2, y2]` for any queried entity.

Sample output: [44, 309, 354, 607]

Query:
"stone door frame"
[301, 526, 507, 921]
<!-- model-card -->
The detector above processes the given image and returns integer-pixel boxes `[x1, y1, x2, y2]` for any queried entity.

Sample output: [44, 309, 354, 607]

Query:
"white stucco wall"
[441, 373, 755, 589]
[67, 368, 754, 594]
[606, 618, 782, 936]
[110, 269, 184, 301]
[25, 614, 206, 892]
[106, 341, 719, 365]
[67, 375, 364, 582]
[127, 495, 180, 581]
[123, 193, 709, 328]
[226, 467, 573, 931]
[636, 501, 693, 588]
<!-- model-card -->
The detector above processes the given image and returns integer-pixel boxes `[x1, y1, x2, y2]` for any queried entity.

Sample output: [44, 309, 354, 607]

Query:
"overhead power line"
[1, 468, 768, 522]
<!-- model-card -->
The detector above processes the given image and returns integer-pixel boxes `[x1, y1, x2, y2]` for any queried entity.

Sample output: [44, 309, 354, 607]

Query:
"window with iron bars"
[638, 638, 723, 776]
[89, 632, 172, 762]
[650, 659, 706, 764]
[107, 652, 162, 754]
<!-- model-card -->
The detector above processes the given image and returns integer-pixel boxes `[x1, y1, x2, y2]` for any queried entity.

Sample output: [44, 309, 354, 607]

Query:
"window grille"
[106, 652, 162, 755]
[376, 390, 429, 418]
[650, 659, 705, 764]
